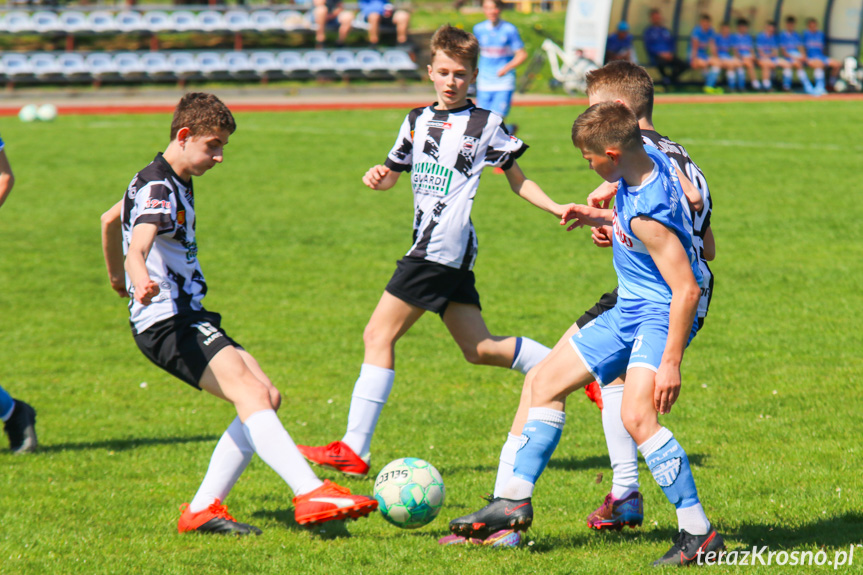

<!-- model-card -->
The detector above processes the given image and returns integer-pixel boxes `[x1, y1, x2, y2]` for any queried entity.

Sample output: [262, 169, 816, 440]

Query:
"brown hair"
[571, 102, 642, 154]
[585, 61, 654, 121]
[430, 25, 479, 70]
[170, 92, 236, 140]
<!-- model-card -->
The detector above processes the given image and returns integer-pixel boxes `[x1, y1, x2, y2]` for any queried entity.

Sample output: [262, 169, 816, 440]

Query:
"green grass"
[1, 99, 861, 574]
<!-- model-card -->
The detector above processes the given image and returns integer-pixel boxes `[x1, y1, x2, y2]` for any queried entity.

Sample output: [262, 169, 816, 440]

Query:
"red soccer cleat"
[584, 381, 603, 410]
[177, 500, 262, 535]
[293, 479, 378, 525]
[297, 440, 370, 476]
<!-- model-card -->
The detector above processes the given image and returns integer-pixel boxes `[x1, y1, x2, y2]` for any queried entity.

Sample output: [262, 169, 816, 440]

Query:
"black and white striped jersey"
[121, 153, 206, 335]
[384, 101, 527, 270]
[641, 130, 713, 320]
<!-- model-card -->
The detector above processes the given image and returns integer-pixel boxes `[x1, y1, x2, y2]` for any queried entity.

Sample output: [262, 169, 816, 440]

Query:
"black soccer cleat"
[449, 497, 533, 539]
[652, 528, 725, 567]
[4, 399, 37, 454]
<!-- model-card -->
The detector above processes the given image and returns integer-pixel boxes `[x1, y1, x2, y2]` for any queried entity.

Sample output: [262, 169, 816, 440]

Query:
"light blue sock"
[797, 69, 814, 92]
[639, 428, 700, 509]
[782, 68, 793, 89]
[814, 68, 826, 92]
[726, 69, 736, 89]
[512, 408, 565, 485]
[0, 386, 15, 421]
[705, 67, 719, 87]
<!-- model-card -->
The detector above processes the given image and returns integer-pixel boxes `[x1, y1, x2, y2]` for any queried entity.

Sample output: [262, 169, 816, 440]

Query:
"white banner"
[564, 0, 615, 65]
[827, 0, 862, 60]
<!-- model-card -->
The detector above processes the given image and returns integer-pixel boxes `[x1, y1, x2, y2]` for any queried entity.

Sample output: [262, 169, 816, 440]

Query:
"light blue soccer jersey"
[803, 30, 826, 58]
[612, 146, 702, 304]
[778, 30, 802, 55]
[0, 134, 4, 151]
[715, 33, 734, 57]
[756, 31, 778, 58]
[473, 20, 524, 91]
[731, 32, 754, 57]
[690, 26, 715, 59]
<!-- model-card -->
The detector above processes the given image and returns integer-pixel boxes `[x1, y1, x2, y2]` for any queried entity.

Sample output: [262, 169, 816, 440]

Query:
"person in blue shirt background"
[473, 0, 527, 132]
[690, 14, 722, 93]
[715, 22, 742, 91]
[606, 21, 636, 63]
[731, 18, 761, 91]
[778, 16, 816, 93]
[642, 9, 687, 89]
[755, 20, 791, 91]
[803, 17, 841, 93]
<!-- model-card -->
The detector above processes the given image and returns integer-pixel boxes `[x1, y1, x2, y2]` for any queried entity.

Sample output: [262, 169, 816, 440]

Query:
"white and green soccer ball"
[37, 104, 57, 121]
[373, 457, 445, 529]
[18, 104, 38, 122]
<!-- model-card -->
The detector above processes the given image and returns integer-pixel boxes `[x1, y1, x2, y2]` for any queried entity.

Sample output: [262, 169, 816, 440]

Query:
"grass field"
[0, 97, 861, 574]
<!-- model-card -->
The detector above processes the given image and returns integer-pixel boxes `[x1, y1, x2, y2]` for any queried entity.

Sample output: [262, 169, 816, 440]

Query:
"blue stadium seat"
[382, 49, 419, 79]
[114, 52, 146, 80]
[31, 11, 61, 35]
[250, 10, 283, 33]
[143, 11, 171, 34]
[1, 53, 34, 82]
[224, 10, 252, 33]
[87, 11, 117, 34]
[85, 52, 119, 82]
[302, 49, 337, 78]
[330, 49, 363, 80]
[250, 50, 283, 80]
[4, 11, 35, 34]
[59, 11, 88, 34]
[170, 11, 199, 33]
[168, 51, 201, 82]
[195, 51, 229, 79]
[356, 49, 393, 80]
[277, 50, 312, 80]
[140, 51, 174, 81]
[29, 53, 63, 81]
[196, 10, 228, 34]
[57, 52, 90, 82]
[116, 11, 145, 34]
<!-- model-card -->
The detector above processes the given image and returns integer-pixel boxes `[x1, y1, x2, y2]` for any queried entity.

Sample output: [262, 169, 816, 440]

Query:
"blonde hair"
[430, 25, 479, 70]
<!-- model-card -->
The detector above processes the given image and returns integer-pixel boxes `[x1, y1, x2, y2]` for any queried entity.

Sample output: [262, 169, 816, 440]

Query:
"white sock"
[814, 68, 825, 80]
[600, 385, 639, 499]
[762, 79, 771, 89]
[500, 476, 535, 501]
[783, 68, 792, 81]
[677, 502, 711, 535]
[493, 433, 523, 498]
[189, 417, 255, 513]
[243, 409, 323, 496]
[636, 426, 674, 458]
[510, 337, 551, 374]
[796, 69, 809, 81]
[341, 363, 394, 458]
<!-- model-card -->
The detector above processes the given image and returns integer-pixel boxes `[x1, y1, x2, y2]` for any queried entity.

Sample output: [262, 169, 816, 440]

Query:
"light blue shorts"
[477, 90, 514, 119]
[570, 300, 698, 386]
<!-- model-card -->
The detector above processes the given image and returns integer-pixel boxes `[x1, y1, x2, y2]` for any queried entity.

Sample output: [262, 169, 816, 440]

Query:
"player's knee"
[362, 323, 394, 352]
[464, 339, 500, 366]
[621, 408, 654, 443]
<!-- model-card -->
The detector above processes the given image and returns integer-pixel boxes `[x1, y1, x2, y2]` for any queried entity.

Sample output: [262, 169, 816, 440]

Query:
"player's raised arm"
[0, 149, 15, 209]
[503, 161, 565, 218]
[124, 222, 160, 306]
[631, 215, 700, 415]
[101, 200, 129, 297]
[362, 164, 401, 190]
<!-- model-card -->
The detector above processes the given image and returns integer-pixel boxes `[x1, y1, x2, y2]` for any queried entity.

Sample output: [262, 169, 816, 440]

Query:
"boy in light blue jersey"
[689, 14, 722, 93]
[778, 16, 816, 93]
[803, 18, 841, 93]
[0, 134, 37, 455]
[715, 22, 742, 90]
[449, 102, 724, 566]
[473, 0, 527, 130]
[731, 18, 761, 91]
[755, 20, 791, 90]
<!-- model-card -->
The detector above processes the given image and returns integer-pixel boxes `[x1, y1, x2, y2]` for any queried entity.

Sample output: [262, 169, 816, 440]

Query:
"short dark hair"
[736, 18, 749, 27]
[585, 61, 654, 122]
[170, 92, 236, 140]
[571, 102, 642, 154]
[785, 15, 797, 24]
[430, 25, 479, 70]
[700, 13, 711, 22]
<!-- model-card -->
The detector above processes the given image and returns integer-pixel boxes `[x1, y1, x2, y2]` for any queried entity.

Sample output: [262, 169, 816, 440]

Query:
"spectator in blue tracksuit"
[606, 21, 636, 63]
[643, 8, 687, 88]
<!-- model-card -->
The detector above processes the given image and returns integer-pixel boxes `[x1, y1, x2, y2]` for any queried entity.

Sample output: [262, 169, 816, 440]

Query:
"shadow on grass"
[525, 526, 680, 553]
[547, 452, 710, 472]
[729, 512, 863, 549]
[251, 508, 361, 539]
[36, 434, 220, 453]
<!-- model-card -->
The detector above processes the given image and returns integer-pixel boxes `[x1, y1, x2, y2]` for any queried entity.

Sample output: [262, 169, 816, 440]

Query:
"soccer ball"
[37, 104, 57, 122]
[373, 457, 445, 529]
[18, 104, 38, 122]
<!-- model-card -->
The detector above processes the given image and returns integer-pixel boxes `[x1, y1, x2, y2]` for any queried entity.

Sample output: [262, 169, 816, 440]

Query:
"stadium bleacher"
[0, 7, 418, 87]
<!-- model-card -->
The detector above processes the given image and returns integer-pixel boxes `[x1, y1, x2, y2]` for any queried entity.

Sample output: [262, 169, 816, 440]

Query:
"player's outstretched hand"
[587, 181, 617, 208]
[363, 165, 391, 189]
[654, 361, 681, 414]
[560, 204, 612, 231]
[134, 280, 160, 306]
[591, 225, 613, 248]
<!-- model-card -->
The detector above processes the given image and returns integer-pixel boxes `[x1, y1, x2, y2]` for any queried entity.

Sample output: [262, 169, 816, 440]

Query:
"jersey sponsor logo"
[412, 162, 453, 197]
[427, 120, 452, 130]
[632, 334, 644, 353]
[459, 136, 479, 160]
[128, 185, 138, 199]
[193, 321, 223, 346]
[612, 208, 635, 249]
[177, 210, 186, 225]
[145, 198, 171, 210]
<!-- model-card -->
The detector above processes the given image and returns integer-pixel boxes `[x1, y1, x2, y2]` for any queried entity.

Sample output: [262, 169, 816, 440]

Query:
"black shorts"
[576, 288, 618, 329]
[385, 256, 481, 316]
[133, 310, 241, 389]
